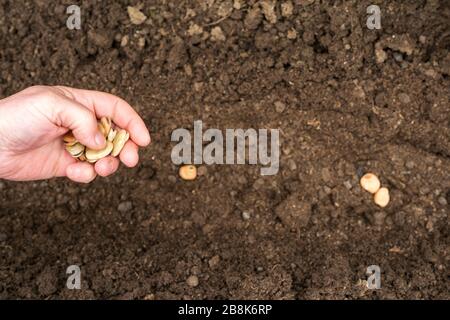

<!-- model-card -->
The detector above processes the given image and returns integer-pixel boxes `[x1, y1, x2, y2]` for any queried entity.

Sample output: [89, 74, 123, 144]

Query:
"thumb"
[54, 96, 106, 150]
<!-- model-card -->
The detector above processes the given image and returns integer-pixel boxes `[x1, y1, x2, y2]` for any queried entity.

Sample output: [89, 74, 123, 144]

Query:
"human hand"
[0, 86, 151, 183]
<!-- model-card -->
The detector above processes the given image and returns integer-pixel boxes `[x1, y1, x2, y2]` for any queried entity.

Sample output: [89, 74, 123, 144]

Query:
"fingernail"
[95, 133, 105, 146]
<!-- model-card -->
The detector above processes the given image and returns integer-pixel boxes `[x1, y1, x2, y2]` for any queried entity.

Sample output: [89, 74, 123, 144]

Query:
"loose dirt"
[0, 0, 448, 299]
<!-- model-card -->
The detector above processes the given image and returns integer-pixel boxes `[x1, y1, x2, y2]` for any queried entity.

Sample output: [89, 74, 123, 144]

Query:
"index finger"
[55, 86, 151, 147]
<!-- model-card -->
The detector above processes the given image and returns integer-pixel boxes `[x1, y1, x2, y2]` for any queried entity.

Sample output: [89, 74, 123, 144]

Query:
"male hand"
[0, 86, 151, 183]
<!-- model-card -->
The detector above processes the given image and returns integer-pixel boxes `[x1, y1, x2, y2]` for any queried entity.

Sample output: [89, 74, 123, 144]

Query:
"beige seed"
[63, 132, 76, 144]
[100, 117, 112, 136]
[62, 118, 130, 164]
[85, 141, 114, 162]
[374, 187, 390, 208]
[179, 165, 197, 181]
[66, 143, 85, 158]
[107, 128, 117, 142]
[98, 123, 107, 138]
[111, 129, 130, 157]
[360, 173, 381, 194]
[64, 139, 79, 147]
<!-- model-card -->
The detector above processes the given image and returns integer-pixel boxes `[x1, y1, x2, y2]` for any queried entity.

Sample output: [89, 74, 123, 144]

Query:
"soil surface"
[0, 0, 449, 299]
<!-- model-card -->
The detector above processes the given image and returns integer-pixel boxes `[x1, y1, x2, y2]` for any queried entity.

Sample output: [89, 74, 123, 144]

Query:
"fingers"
[66, 144, 137, 183]
[95, 156, 120, 177]
[66, 157, 120, 182]
[119, 140, 139, 168]
[55, 86, 151, 147]
[66, 162, 97, 183]
[54, 95, 106, 150]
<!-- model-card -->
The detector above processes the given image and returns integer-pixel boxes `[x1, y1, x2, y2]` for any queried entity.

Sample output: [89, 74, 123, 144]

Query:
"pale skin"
[0, 86, 151, 183]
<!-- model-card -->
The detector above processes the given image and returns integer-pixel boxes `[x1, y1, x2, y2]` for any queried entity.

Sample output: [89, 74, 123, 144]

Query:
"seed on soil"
[374, 187, 390, 208]
[186, 275, 199, 287]
[179, 165, 197, 181]
[63, 117, 130, 164]
[360, 173, 381, 194]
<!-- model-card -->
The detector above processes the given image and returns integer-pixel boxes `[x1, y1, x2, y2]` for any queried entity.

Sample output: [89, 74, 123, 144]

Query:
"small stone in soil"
[242, 211, 251, 220]
[287, 29, 297, 40]
[405, 161, 415, 169]
[197, 166, 207, 176]
[118, 201, 133, 213]
[437, 196, 447, 206]
[372, 211, 387, 226]
[211, 26, 226, 42]
[191, 266, 201, 275]
[393, 52, 404, 62]
[275, 101, 286, 113]
[186, 275, 199, 287]
[344, 180, 353, 190]
[275, 194, 311, 230]
[167, 175, 177, 184]
[287, 159, 297, 171]
[208, 255, 220, 268]
[281, 1, 294, 17]
[398, 93, 411, 104]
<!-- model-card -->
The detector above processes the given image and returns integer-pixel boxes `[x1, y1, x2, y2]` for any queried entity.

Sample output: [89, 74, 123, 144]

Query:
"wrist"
[0, 101, 10, 179]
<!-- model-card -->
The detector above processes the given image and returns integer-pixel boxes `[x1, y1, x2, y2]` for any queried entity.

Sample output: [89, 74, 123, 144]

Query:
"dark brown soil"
[0, 0, 449, 299]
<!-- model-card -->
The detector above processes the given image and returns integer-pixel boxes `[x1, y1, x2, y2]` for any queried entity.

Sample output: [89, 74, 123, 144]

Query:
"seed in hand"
[360, 173, 381, 194]
[85, 141, 114, 163]
[66, 143, 85, 158]
[374, 187, 390, 208]
[111, 129, 130, 157]
[63, 117, 130, 163]
[179, 165, 197, 181]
